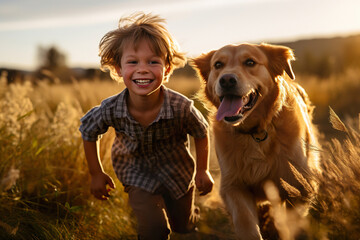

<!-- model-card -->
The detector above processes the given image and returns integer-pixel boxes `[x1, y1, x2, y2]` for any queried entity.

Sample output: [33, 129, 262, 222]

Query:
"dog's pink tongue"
[216, 96, 245, 121]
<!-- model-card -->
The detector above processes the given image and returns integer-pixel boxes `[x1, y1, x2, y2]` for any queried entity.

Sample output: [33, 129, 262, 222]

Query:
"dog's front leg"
[221, 186, 263, 240]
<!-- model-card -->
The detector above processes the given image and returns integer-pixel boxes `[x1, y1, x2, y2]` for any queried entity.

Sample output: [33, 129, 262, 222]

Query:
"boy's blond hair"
[99, 12, 186, 82]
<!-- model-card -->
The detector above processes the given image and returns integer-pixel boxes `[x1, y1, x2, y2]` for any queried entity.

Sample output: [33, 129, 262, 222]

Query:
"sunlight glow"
[0, 0, 359, 70]
[0, 0, 270, 32]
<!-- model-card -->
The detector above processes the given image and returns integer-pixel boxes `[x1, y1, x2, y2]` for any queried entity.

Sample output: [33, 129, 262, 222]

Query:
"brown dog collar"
[236, 127, 268, 142]
[251, 130, 268, 142]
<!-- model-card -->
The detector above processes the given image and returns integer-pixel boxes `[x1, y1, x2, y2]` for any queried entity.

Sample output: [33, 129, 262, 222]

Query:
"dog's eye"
[244, 59, 256, 67]
[214, 61, 223, 69]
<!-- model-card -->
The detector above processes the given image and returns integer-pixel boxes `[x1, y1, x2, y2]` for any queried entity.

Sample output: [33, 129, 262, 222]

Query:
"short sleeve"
[79, 104, 109, 142]
[184, 101, 208, 139]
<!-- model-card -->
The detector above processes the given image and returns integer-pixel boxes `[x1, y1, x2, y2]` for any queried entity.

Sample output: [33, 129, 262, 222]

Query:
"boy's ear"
[165, 66, 171, 76]
[115, 66, 122, 77]
[163, 66, 172, 82]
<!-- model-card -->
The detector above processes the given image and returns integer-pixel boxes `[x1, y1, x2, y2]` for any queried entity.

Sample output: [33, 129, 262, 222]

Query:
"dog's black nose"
[220, 74, 237, 89]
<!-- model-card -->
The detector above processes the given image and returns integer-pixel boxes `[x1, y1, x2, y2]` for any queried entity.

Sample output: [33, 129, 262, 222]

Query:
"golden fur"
[192, 43, 320, 240]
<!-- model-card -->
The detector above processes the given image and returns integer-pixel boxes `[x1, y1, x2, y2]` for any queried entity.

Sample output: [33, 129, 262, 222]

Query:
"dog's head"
[192, 43, 295, 126]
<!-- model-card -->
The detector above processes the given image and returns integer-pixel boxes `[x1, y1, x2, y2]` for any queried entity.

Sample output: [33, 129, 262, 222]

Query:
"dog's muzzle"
[216, 74, 259, 123]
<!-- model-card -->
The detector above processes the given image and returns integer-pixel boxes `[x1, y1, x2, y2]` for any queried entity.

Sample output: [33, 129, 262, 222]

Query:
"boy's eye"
[150, 58, 164, 65]
[127, 60, 137, 64]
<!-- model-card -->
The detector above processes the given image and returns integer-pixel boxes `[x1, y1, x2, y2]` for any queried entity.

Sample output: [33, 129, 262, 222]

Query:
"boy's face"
[117, 39, 169, 97]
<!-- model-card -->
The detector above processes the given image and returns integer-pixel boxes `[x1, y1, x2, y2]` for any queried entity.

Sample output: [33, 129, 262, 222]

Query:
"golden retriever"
[192, 43, 320, 240]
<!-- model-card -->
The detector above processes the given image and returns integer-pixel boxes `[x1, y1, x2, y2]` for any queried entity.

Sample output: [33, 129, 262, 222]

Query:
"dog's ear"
[259, 43, 295, 80]
[190, 50, 216, 82]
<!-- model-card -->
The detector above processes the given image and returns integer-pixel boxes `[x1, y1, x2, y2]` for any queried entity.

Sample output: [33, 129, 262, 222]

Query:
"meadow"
[0, 68, 359, 239]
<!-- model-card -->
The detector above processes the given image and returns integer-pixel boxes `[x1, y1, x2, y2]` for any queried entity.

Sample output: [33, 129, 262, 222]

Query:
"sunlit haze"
[1, 0, 359, 70]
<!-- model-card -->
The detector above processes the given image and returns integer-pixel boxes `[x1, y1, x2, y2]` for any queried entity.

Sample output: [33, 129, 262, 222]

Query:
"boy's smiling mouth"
[133, 79, 153, 86]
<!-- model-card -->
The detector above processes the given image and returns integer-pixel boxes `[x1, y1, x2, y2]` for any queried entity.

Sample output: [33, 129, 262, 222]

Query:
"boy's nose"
[137, 63, 149, 74]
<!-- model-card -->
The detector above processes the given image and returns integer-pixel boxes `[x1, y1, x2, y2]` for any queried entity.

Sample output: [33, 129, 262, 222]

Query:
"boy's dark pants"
[126, 184, 199, 240]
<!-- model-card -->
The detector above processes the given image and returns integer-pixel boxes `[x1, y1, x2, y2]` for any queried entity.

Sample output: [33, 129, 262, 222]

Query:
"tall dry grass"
[0, 71, 359, 239]
[0, 76, 137, 239]
[297, 68, 360, 139]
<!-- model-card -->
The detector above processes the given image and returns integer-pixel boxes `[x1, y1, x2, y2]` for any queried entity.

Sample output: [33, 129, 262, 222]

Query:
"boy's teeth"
[134, 79, 151, 85]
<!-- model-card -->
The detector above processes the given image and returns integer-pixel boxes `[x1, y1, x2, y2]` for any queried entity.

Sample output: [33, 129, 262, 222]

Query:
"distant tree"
[36, 46, 72, 83]
[38, 46, 67, 70]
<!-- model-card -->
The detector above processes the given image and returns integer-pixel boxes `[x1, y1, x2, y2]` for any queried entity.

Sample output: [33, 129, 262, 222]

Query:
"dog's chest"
[213, 128, 274, 185]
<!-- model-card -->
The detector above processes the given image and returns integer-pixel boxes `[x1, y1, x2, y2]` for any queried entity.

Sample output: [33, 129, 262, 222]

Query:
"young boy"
[79, 12, 214, 240]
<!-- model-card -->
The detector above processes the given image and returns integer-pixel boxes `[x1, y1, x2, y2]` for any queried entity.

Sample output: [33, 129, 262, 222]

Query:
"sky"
[0, 0, 360, 71]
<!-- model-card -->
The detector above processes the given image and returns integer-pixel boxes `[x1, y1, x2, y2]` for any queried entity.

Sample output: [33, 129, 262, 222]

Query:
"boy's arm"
[194, 135, 214, 196]
[83, 140, 115, 200]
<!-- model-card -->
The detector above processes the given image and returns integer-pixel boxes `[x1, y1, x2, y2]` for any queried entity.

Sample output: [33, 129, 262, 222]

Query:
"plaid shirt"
[79, 86, 208, 199]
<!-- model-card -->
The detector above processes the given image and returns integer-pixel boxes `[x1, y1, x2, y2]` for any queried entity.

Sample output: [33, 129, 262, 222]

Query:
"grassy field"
[0, 70, 359, 239]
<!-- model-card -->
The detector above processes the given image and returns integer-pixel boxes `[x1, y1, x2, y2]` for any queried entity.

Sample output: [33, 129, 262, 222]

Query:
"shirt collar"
[115, 85, 174, 121]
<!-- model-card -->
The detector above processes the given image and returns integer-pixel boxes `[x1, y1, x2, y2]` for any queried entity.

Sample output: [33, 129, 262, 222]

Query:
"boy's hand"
[195, 169, 214, 196]
[90, 172, 116, 200]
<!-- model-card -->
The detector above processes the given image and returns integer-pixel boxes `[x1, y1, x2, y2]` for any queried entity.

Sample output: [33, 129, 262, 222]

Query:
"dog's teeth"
[242, 95, 250, 105]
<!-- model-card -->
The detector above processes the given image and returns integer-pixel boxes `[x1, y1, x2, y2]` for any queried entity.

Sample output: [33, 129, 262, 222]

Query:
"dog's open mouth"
[216, 90, 259, 122]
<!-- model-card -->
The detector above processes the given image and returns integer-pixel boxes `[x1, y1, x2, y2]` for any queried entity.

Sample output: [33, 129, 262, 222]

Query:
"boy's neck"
[126, 87, 164, 126]
[128, 87, 163, 110]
